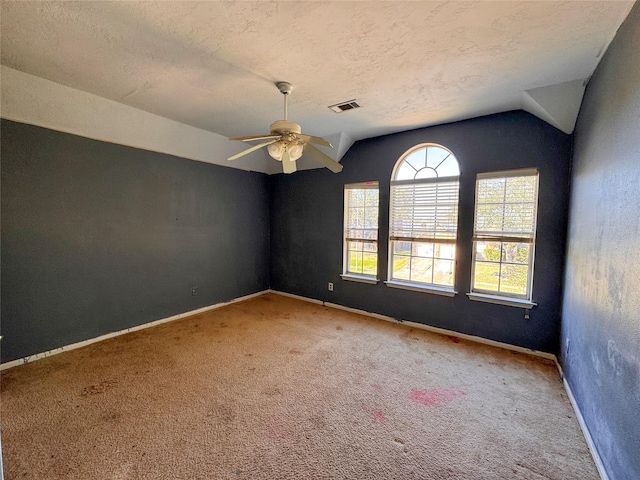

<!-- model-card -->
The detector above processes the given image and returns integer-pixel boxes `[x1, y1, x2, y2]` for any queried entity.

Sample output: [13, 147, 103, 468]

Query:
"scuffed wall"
[561, 3, 640, 478]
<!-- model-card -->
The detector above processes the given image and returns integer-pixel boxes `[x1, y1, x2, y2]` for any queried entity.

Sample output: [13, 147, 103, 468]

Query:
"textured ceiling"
[0, 1, 635, 154]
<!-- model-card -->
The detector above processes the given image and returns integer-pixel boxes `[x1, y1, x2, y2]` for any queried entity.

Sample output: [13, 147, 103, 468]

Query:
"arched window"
[387, 144, 460, 294]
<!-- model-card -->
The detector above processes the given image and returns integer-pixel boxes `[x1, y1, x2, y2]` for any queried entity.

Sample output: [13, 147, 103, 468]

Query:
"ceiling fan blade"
[231, 134, 281, 142]
[304, 144, 343, 173]
[228, 139, 278, 161]
[281, 148, 297, 174]
[297, 134, 332, 148]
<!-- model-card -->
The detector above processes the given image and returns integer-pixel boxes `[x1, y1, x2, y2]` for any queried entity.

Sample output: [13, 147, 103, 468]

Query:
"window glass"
[343, 182, 379, 279]
[471, 169, 539, 300]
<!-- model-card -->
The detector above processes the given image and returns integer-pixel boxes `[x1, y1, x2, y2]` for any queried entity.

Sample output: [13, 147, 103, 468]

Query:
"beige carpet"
[1, 293, 598, 479]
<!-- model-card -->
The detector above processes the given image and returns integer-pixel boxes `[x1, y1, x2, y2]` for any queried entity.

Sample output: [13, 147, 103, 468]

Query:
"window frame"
[341, 181, 380, 284]
[386, 143, 460, 296]
[468, 168, 539, 308]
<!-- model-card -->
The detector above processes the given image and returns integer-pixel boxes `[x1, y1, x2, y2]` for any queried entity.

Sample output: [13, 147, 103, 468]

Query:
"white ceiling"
[0, 1, 635, 172]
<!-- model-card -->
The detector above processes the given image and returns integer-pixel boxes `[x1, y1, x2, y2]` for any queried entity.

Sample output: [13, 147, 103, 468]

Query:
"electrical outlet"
[328, 282, 334, 292]
[191, 286, 198, 296]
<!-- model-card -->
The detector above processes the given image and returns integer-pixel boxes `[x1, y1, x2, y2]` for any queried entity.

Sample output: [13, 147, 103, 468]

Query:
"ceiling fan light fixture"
[288, 142, 304, 161]
[268, 141, 304, 161]
[268, 141, 284, 161]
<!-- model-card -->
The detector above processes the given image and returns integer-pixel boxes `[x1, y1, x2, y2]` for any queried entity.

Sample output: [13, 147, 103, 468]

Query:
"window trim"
[385, 280, 457, 297]
[387, 144, 460, 294]
[342, 181, 380, 282]
[341, 273, 380, 284]
[467, 292, 536, 309]
[470, 168, 539, 305]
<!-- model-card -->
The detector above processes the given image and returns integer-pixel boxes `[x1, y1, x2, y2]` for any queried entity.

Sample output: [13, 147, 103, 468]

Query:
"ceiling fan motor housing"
[270, 120, 302, 135]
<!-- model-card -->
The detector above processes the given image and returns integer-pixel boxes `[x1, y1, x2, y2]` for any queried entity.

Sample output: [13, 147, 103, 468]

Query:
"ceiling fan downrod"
[270, 82, 301, 135]
[277, 82, 294, 121]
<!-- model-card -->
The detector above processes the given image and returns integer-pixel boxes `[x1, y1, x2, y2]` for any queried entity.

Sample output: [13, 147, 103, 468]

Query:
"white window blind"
[473, 169, 538, 243]
[390, 178, 459, 243]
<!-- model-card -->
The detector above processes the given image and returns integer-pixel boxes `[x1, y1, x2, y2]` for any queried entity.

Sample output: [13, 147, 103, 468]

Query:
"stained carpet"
[1, 293, 598, 479]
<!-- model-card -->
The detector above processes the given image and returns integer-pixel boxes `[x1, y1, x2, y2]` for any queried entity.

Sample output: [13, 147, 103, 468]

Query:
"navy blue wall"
[561, 3, 640, 478]
[271, 111, 571, 353]
[1, 120, 270, 363]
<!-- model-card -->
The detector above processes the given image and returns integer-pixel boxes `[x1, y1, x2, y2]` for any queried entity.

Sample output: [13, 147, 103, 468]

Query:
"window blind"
[473, 169, 538, 243]
[344, 182, 379, 242]
[389, 179, 459, 242]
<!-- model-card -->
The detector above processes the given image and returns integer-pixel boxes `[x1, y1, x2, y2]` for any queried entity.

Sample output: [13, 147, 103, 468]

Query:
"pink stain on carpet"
[409, 387, 466, 407]
[288, 349, 304, 355]
[371, 383, 384, 391]
[364, 407, 386, 423]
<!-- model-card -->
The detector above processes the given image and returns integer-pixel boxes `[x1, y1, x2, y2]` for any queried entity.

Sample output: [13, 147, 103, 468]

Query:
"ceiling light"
[288, 142, 304, 161]
[268, 141, 284, 160]
[268, 141, 304, 161]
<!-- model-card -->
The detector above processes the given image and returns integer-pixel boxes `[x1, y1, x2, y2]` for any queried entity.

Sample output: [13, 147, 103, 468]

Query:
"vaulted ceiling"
[1, 1, 635, 173]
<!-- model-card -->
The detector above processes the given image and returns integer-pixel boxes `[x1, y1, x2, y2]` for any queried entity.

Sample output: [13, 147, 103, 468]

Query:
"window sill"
[385, 280, 457, 297]
[467, 293, 536, 309]
[340, 274, 379, 285]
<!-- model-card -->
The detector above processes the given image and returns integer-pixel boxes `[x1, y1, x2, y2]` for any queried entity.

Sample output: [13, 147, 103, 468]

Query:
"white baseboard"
[0, 290, 270, 371]
[333, 301, 556, 360]
[556, 361, 610, 480]
[270, 289, 555, 360]
[268, 289, 324, 305]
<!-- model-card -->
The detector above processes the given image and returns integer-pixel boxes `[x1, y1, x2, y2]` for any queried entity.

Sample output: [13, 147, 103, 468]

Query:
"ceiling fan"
[228, 82, 343, 174]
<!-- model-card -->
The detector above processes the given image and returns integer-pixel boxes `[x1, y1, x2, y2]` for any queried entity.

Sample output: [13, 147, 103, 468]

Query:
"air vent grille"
[329, 100, 360, 113]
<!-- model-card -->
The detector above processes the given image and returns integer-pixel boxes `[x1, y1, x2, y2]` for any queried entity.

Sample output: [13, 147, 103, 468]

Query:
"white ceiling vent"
[329, 100, 361, 113]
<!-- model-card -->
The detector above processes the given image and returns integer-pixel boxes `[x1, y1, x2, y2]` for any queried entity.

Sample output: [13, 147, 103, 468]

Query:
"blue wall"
[561, 3, 640, 479]
[1, 120, 270, 363]
[271, 111, 572, 353]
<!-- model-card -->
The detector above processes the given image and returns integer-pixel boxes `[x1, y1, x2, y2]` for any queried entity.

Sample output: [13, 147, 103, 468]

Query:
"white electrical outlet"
[328, 282, 334, 291]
